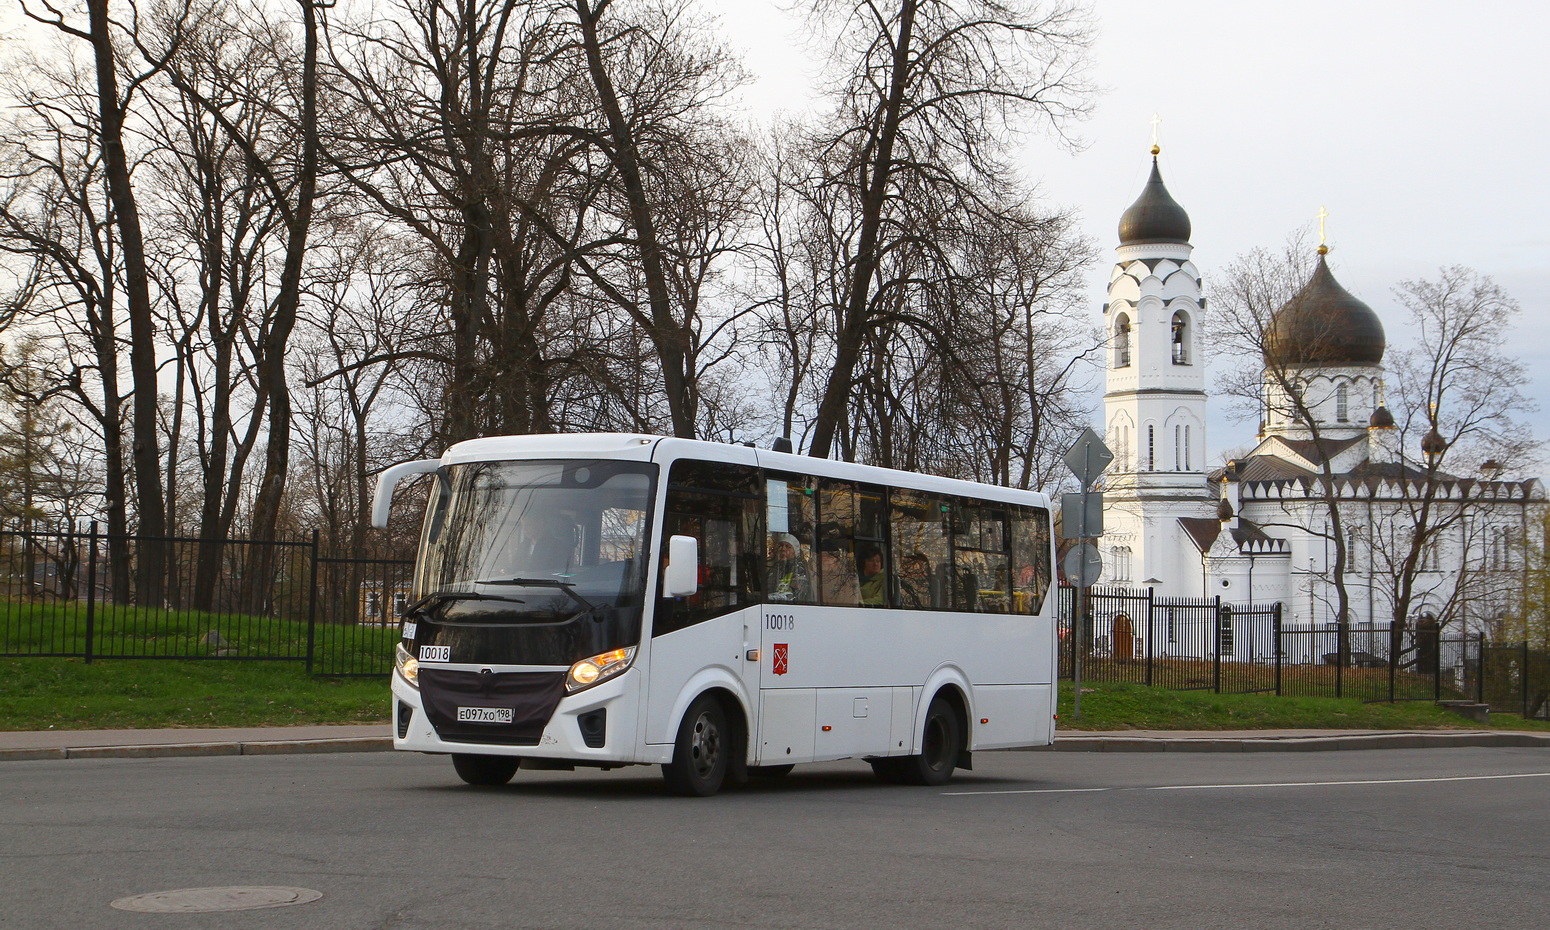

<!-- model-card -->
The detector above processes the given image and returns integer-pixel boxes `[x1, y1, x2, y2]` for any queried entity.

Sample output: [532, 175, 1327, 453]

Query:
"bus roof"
[440, 433, 1052, 508]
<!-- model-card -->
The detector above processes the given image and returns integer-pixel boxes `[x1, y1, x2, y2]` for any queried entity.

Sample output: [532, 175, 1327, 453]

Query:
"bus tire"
[451, 753, 520, 787]
[662, 695, 731, 797]
[868, 757, 908, 784]
[887, 695, 962, 787]
[748, 764, 795, 779]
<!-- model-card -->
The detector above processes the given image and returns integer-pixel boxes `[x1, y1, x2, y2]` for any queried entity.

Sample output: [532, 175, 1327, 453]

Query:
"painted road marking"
[943, 771, 1550, 797]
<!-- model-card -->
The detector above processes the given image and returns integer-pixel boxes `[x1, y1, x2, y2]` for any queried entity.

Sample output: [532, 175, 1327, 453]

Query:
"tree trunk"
[88, 0, 167, 605]
[248, 0, 322, 543]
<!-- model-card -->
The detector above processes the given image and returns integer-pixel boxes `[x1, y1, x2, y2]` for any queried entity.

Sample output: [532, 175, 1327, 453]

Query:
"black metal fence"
[0, 522, 410, 676]
[1058, 585, 1550, 718]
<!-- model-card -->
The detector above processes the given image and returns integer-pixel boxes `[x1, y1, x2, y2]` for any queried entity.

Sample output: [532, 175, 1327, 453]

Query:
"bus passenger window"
[817, 480, 862, 607]
[766, 475, 817, 605]
[890, 490, 948, 609]
[1011, 506, 1053, 615]
[953, 503, 1011, 613]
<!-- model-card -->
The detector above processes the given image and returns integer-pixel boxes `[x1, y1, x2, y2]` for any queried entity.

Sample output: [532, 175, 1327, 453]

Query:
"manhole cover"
[110, 886, 322, 913]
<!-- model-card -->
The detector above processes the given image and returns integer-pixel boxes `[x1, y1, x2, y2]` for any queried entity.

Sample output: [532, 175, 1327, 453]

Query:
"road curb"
[0, 737, 394, 762]
[1032, 732, 1550, 752]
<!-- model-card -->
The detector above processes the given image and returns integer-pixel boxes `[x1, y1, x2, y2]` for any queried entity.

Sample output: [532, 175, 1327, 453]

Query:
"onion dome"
[1265, 253, 1386, 367]
[1216, 498, 1235, 522]
[1421, 427, 1447, 457]
[1369, 405, 1395, 428]
[1118, 157, 1192, 245]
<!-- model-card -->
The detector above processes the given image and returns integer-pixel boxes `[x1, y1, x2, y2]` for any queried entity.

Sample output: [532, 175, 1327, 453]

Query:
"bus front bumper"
[391, 667, 652, 764]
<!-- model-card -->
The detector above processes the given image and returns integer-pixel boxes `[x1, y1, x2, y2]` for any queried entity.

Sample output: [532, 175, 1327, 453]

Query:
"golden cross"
[1317, 206, 1329, 246]
[1149, 113, 1162, 149]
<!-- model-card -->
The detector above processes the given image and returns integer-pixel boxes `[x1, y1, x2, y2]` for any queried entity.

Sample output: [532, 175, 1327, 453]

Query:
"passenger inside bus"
[817, 537, 860, 606]
[857, 548, 886, 606]
[767, 532, 812, 602]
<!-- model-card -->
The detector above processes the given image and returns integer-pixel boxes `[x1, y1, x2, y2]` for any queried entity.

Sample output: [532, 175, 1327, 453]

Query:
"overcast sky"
[722, 0, 1549, 463]
[3, 1, 1542, 463]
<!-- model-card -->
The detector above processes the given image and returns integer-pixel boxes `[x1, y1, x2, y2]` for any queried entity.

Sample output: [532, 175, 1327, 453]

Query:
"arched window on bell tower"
[1115, 314, 1132, 368]
[1171, 310, 1190, 365]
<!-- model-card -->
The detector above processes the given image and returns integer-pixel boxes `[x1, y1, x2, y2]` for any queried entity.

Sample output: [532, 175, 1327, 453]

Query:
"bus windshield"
[414, 459, 655, 625]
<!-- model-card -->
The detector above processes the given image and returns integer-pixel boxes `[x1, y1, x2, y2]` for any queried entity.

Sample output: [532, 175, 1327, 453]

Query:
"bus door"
[754, 473, 817, 762]
[645, 454, 764, 747]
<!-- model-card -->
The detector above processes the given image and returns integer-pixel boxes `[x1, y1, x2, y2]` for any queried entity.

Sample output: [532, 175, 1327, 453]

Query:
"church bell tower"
[1100, 142, 1211, 594]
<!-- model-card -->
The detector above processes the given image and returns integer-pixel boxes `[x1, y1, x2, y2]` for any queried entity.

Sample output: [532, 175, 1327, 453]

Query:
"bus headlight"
[395, 641, 420, 688]
[566, 646, 636, 693]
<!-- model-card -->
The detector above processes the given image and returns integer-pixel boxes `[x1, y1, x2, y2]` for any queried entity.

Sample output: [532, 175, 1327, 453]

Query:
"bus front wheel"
[871, 695, 961, 787]
[663, 695, 731, 797]
[451, 753, 520, 787]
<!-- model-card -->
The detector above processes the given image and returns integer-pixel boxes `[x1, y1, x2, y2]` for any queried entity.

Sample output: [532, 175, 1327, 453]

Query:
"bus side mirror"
[664, 535, 699, 597]
[371, 459, 440, 528]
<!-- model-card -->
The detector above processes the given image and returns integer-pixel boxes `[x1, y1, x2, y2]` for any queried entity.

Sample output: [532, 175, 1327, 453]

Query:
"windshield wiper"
[401, 590, 526, 617]
[475, 577, 598, 612]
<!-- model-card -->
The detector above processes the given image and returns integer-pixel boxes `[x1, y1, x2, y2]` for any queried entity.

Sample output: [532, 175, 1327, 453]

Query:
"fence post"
[1273, 602, 1283, 696]
[1213, 596, 1222, 693]
[1387, 622, 1397, 704]
[84, 521, 99, 664]
[1476, 632, 1486, 705]
[1525, 641, 1532, 718]
[1432, 629, 1443, 703]
[1145, 587, 1154, 688]
[305, 529, 320, 675]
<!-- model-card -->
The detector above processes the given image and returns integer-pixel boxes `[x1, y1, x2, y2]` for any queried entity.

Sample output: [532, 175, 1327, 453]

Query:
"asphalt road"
[4, 748, 1547, 929]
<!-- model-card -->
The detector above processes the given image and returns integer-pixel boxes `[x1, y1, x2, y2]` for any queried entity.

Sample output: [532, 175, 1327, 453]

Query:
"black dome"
[1265, 254, 1385, 367]
[1118, 157, 1192, 245]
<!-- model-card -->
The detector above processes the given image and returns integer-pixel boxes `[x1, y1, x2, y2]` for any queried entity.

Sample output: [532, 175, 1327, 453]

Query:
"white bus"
[372, 433, 1057, 796]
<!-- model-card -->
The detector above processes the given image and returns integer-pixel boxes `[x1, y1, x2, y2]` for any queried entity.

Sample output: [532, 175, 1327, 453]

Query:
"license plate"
[457, 706, 513, 725]
[419, 645, 451, 662]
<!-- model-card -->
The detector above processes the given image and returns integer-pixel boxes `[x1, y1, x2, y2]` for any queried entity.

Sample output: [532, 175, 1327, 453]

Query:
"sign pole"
[1073, 442, 1088, 722]
[1061, 427, 1112, 725]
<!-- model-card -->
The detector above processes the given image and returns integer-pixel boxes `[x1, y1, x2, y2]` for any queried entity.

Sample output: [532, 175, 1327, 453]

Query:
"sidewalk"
[1, 724, 1545, 762]
[0, 724, 392, 761]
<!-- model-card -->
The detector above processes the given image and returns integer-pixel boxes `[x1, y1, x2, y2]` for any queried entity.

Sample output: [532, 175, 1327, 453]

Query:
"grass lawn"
[1058, 680, 1550, 732]
[4, 657, 1547, 734]
[0, 658, 389, 730]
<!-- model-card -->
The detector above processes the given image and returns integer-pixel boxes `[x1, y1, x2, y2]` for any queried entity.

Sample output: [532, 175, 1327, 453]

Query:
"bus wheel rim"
[690, 713, 721, 777]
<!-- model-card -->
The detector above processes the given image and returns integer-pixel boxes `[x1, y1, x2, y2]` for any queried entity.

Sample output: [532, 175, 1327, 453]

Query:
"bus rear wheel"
[663, 695, 731, 797]
[451, 753, 520, 787]
[872, 695, 961, 787]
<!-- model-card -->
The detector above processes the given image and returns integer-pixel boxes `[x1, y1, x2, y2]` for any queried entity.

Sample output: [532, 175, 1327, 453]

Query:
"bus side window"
[1011, 505, 1053, 615]
[817, 479, 861, 607]
[656, 460, 763, 636]
[890, 490, 948, 610]
[952, 501, 1011, 613]
[766, 475, 816, 604]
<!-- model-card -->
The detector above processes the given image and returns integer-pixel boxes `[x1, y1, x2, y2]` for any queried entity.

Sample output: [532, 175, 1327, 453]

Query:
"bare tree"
[22, 0, 178, 601]
[798, 0, 1092, 459]
[0, 50, 137, 600]
[1373, 267, 1538, 646]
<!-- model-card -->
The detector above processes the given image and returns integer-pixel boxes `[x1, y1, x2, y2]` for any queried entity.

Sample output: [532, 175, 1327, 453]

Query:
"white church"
[1096, 147, 1542, 648]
